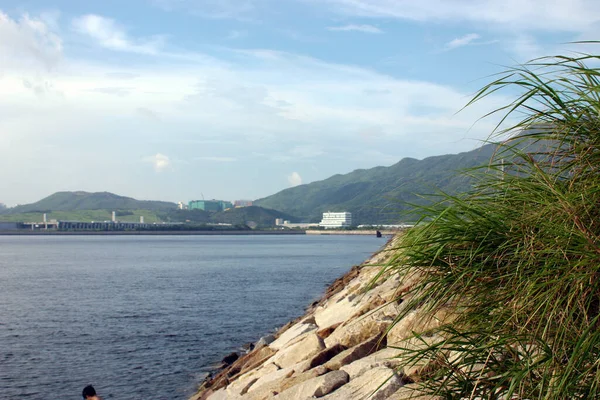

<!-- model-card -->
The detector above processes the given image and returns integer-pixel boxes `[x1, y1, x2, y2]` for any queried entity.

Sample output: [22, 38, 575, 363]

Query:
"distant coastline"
[0, 229, 396, 236]
[0, 230, 306, 236]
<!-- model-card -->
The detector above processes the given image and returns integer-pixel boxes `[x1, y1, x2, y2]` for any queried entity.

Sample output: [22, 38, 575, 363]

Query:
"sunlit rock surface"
[190, 235, 446, 400]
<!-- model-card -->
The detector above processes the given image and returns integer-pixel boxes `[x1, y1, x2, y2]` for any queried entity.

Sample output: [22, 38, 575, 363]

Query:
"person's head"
[82, 385, 97, 399]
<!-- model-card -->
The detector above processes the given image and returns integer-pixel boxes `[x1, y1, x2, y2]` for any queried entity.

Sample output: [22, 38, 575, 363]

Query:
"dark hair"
[82, 385, 96, 398]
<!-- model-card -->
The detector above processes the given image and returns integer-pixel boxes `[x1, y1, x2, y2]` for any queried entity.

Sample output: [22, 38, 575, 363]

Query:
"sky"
[1, 0, 599, 206]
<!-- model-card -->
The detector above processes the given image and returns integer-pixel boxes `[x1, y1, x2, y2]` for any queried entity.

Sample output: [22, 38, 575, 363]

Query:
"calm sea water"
[0, 235, 384, 399]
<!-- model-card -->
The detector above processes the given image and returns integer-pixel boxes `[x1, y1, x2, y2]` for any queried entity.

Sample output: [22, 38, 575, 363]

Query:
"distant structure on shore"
[319, 212, 353, 228]
[177, 201, 188, 210]
[274, 218, 319, 229]
[234, 200, 253, 207]
[188, 200, 233, 212]
[275, 212, 354, 230]
[59, 220, 157, 231]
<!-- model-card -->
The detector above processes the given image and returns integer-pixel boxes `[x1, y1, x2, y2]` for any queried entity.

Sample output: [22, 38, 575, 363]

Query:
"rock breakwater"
[190, 235, 441, 400]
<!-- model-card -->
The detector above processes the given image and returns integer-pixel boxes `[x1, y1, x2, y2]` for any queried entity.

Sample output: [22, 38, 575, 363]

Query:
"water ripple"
[0, 235, 382, 399]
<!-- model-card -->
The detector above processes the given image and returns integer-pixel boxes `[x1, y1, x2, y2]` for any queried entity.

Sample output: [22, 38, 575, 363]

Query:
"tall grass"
[388, 51, 600, 399]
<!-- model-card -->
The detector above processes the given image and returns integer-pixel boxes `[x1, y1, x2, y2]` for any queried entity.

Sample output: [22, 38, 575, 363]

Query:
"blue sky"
[1, 0, 598, 206]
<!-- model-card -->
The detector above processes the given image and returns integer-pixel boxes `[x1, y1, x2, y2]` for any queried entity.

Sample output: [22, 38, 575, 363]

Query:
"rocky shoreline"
[190, 235, 439, 400]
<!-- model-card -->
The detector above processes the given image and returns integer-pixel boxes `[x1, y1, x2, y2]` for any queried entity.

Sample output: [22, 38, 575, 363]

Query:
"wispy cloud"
[507, 34, 545, 60]
[152, 0, 260, 21]
[319, 0, 600, 33]
[327, 24, 383, 34]
[22, 79, 55, 97]
[72, 14, 164, 54]
[445, 33, 480, 50]
[0, 11, 63, 70]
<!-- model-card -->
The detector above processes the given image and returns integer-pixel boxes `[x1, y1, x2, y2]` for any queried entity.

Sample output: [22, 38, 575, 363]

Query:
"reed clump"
[388, 51, 600, 399]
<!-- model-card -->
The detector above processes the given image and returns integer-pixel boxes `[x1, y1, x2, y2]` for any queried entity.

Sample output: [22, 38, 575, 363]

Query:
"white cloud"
[287, 172, 303, 187]
[72, 14, 164, 54]
[0, 11, 62, 70]
[0, 11, 515, 205]
[22, 79, 53, 96]
[319, 0, 600, 33]
[144, 153, 171, 172]
[327, 24, 383, 34]
[446, 33, 480, 50]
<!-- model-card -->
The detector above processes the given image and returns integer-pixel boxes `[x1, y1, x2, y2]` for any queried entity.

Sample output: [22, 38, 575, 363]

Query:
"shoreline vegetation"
[381, 50, 600, 399]
[191, 49, 600, 399]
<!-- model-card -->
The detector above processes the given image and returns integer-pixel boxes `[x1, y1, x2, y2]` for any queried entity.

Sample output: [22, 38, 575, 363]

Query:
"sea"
[0, 234, 385, 399]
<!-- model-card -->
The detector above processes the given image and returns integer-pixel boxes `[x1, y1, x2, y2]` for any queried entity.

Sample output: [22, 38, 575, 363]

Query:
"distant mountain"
[255, 143, 498, 224]
[4, 191, 177, 214]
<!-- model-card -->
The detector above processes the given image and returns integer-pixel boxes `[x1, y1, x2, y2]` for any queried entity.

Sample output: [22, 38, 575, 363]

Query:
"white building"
[319, 212, 352, 228]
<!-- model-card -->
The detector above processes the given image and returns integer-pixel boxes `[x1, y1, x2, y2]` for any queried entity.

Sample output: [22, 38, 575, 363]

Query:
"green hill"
[255, 143, 497, 224]
[4, 191, 176, 214]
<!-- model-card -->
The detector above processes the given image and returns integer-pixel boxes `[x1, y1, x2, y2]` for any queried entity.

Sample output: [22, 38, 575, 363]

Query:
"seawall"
[190, 234, 440, 400]
[305, 230, 399, 236]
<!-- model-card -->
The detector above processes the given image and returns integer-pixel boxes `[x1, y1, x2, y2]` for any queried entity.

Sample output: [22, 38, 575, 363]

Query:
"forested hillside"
[2, 191, 176, 214]
[255, 143, 497, 224]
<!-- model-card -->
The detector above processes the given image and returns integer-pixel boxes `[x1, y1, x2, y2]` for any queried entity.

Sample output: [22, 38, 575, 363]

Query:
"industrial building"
[188, 200, 233, 212]
[0, 222, 23, 230]
[58, 221, 153, 231]
[319, 212, 353, 228]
